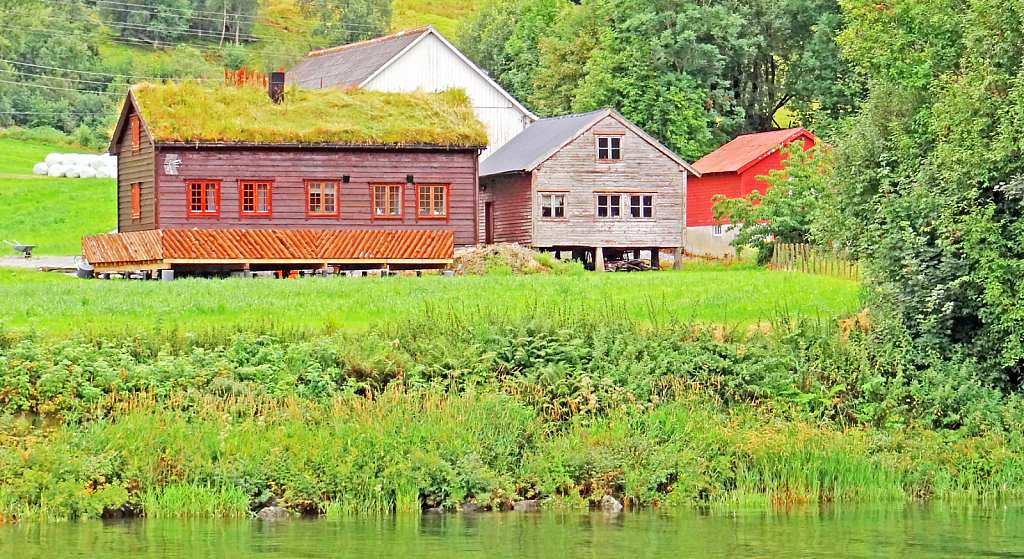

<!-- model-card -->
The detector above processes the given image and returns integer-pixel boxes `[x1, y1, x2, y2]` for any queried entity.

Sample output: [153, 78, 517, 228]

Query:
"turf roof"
[129, 82, 488, 147]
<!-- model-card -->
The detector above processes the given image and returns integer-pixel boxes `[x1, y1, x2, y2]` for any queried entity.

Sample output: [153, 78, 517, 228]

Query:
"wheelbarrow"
[4, 240, 35, 258]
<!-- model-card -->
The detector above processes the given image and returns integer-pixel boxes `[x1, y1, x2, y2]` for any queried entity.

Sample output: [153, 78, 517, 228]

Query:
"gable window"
[130, 115, 140, 153]
[240, 181, 271, 217]
[418, 184, 448, 218]
[597, 136, 621, 161]
[596, 194, 620, 218]
[540, 193, 565, 218]
[713, 224, 723, 236]
[188, 181, 219, 216]
[372, 184, 403, 217]
[307, 181, 339, 217]
[130, 183, 141, 220]
[629, 194, 654, 218]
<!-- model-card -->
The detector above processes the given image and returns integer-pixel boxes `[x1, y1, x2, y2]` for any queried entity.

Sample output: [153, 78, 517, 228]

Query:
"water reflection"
[2, 505, 1023, 559]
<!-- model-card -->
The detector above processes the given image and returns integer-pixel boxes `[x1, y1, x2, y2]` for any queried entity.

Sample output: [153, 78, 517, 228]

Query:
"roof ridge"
[538, 108, 608, 122]
[306, 26, 432, 59]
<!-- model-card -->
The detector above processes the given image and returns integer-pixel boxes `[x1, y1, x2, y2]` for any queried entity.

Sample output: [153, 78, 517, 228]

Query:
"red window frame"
[130, 115, 140, 153]
[416, 184, 449, 220]
[130, 183, 141, 220]
[187, 180, 220, 217]
[370, 184, 403, 220]
[305, 180, 340, 218]
[239, 180, 272, 218]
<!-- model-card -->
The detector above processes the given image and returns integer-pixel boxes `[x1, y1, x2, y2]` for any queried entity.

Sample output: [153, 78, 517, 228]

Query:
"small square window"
[418, 185, 448, 218]
[629, 194, 653, 218]
[713, 224, 723, 236]
[240, 181, 272, 216]
[541, 193, 565, 218]
[373, 184, 403, 217]
[188, 181, 219, 216]
[307, 181, 339, 216]
[597, 194, 620, 218]
[597, 136, 621, 161]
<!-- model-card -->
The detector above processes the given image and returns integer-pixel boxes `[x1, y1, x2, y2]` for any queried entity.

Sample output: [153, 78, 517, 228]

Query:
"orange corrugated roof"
[693, 128, 815, 175]
[82, 229, 454, 266]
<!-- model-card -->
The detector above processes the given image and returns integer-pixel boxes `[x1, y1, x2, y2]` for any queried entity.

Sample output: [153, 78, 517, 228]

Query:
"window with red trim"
[372, 184, 402, 217]
[188, 181, 220, 216]
[240, 181, 272, 216]
[307, 181, 339, 217]
[417, 184, 448, 218]
[130, 115, 140, 153]
[130, 183, 141, 220]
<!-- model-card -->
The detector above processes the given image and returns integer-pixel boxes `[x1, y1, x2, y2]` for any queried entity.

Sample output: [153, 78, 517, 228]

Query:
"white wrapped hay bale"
[64, 166, 83, 178]
[95, 167, 111, 179]
[44, 153, 63, 165]
[78, 166, 97, 179]
[33, 162, 49, 175]
[47, 164, 67, 177]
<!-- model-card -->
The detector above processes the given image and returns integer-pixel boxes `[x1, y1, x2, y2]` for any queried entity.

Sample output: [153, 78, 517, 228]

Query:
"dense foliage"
[457, 0, 862, 159]
[3, 312, 1024, 520]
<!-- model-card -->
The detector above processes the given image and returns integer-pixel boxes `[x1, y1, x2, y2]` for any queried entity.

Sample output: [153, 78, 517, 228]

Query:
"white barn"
[287, 26, 537, 159]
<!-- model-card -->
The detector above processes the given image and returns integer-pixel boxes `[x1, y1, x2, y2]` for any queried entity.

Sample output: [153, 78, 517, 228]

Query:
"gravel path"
[0, 255, 78, 270]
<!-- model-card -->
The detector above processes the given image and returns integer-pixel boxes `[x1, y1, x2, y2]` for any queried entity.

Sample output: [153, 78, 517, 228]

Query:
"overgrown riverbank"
[2, 298, 1023, 521]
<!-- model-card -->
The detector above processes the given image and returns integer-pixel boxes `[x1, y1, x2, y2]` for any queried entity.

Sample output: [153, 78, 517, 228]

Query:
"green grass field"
[0, 266, 860, 335]
[0, 139, 116, 256]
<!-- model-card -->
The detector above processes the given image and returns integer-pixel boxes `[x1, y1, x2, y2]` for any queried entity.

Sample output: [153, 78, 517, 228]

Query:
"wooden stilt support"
[673, 247, 683, 270]
[595, 246, 605, 272]
[650, 248, 660, 270]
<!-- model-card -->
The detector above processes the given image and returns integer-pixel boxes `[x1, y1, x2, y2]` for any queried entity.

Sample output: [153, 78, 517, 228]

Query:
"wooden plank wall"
[478, 172, 533, 245]
[117, 107, 156, 232]
[531, 114, 686, 248]
[153, 147, 479, 246]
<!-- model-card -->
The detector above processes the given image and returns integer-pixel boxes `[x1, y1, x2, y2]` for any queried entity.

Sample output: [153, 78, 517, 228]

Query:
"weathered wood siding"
[363, 33, 533, 159]
[153, 147, 479, 246]
[115, 105, 156, 233]
[478, 173, 533, 245]
[531, 115, 686, 248]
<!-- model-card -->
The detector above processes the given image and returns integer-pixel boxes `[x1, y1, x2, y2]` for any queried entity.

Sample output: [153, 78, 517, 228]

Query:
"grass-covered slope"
[0, 138, 116, 256]
[391, 0, 477, 38]
[133, 82, 488, 146]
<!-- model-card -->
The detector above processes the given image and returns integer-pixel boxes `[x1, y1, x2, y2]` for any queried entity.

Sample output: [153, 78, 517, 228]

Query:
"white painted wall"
[686, 225, 739, 257]
[363, 33, 534, 159]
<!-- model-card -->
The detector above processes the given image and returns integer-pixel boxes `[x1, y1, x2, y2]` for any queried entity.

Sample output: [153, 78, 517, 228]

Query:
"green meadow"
[0, 266, 859, 335]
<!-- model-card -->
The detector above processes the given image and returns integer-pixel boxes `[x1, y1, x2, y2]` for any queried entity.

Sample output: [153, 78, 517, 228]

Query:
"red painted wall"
[479, 173, 533, 245]
[687, 134, 815, 226]
[153, 146, 479, 245]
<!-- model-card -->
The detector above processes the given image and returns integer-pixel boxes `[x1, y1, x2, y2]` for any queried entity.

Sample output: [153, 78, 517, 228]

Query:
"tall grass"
[141, 484, 250, 518]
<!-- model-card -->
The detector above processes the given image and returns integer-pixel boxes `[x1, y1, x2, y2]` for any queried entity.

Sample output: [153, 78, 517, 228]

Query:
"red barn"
[685, 127, 817, 257]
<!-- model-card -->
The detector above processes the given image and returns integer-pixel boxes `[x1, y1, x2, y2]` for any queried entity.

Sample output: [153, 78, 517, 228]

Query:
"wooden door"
[485, 202, 494, 244]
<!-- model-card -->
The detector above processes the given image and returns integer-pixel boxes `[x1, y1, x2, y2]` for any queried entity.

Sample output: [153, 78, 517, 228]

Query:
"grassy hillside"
[0, 139, 116, 256]
[391, 0, 476, 38]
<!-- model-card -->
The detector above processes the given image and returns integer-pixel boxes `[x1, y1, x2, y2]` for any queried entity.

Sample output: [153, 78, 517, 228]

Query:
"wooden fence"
[769, 243, 860, 280]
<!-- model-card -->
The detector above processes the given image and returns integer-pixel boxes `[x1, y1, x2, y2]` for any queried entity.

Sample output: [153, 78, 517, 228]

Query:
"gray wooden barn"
[478, 108, 698, 270]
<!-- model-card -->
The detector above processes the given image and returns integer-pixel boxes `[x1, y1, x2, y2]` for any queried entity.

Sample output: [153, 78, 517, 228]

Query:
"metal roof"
[287, 27, 428, 89]
[83, 229, 454, 266]
[693, 128, 816, 175]
[479, 108, 697, 177]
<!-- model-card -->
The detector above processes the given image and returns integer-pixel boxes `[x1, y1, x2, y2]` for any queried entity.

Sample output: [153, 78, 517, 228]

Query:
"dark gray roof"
[286, 27, 428, 89]
[480, 110, 607, 176]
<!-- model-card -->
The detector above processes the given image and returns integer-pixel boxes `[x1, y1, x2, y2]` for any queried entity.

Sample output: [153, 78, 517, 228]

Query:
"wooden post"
[595, 246, 605, 272]
[673, 247, 683, 270]
[650, 248, 660, 270]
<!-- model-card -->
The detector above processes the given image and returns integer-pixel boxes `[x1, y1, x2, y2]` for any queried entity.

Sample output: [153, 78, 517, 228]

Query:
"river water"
[2, 506, 1023, 558]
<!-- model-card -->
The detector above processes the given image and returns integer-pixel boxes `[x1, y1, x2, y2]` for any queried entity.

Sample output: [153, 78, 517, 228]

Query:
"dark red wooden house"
[685, 127, 817, 257]
[83, 79, 486, 275]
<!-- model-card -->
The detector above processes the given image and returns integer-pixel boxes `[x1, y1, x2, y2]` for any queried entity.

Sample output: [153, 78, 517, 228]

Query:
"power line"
[0, 111, 108, 115]
[93, 0, 382, 29]
[0, 67, 129, 88]
[0, 78, 124, 95]
[1, 59, 223, 81]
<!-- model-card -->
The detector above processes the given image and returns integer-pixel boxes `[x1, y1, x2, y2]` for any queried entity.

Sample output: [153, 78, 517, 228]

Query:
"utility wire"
[93, 0, 381, 29]
[0, 60, 223, 81]
[0, 78, 124, 95]
[0, 67, 129, 88]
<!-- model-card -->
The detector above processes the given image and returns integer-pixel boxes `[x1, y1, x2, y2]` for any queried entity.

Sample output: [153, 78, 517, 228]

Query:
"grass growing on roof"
[132, 82, 488, 147]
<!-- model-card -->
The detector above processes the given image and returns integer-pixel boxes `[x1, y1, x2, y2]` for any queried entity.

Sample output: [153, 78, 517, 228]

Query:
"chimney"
[269, 72, 285, 103]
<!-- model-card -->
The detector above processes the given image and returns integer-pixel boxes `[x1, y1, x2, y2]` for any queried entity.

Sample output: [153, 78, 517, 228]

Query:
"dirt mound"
[453, 244, 552, 275]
